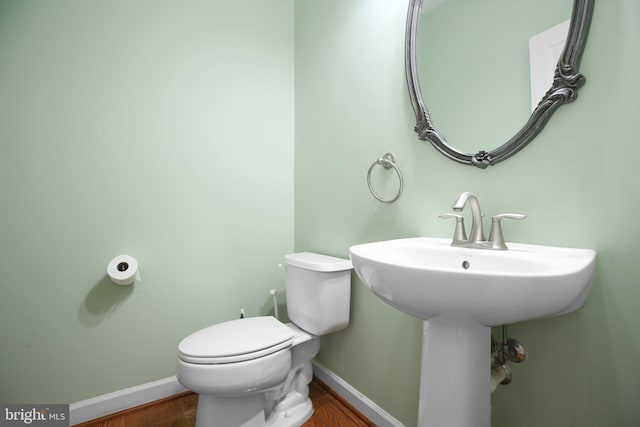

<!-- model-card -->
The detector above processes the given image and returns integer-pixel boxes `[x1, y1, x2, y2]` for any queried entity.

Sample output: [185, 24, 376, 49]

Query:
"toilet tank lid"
[285, 252, 352, 272]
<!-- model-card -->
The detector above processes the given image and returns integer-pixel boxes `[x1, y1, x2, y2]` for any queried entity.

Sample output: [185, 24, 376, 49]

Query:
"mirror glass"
[419, 0, 570, 154]
[406, 0, 593, 168]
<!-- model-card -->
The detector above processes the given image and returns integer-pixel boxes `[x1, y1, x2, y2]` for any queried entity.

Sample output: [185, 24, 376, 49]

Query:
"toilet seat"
[178, 316, 294, 364]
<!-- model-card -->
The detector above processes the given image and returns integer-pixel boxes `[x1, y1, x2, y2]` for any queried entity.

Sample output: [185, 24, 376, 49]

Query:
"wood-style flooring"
[75, 378, 374, 427]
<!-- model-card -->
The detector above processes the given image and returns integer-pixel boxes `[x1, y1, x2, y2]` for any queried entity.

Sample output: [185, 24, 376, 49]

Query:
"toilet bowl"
[176, 252, 352, 427]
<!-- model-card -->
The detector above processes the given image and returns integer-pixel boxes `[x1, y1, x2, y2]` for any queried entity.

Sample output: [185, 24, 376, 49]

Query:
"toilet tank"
[284, 252, 352, 336]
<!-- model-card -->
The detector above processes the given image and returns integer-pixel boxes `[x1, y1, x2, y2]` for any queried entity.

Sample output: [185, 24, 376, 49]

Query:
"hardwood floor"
[303, 379, 374, 427]
[75, 378, 374, 427]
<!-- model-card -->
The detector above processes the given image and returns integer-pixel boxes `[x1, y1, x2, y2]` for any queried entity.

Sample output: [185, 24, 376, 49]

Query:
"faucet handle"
[439, 213, 468, 245]
[488, 213, 527, 250]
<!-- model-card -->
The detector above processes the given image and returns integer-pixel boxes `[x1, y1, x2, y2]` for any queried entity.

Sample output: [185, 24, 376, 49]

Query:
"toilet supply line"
[270, 289, 280, 320]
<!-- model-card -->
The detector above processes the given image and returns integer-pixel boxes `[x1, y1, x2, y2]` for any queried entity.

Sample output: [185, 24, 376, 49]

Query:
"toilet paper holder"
[116, 261, 130, 272]
[107, 255, 141, 286]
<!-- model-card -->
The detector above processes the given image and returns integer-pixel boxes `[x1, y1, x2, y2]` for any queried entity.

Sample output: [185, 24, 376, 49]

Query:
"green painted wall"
[295, 0, 640, 426]
[0, 0, 293, 403]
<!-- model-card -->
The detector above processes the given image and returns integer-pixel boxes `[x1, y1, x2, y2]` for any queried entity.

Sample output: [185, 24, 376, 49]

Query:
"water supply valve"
[490, 325, 526, 392]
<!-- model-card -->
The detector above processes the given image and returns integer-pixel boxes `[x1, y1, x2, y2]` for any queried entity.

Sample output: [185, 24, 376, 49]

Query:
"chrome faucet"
[442, 192, 527, 250]
[452, 192, 486, 245]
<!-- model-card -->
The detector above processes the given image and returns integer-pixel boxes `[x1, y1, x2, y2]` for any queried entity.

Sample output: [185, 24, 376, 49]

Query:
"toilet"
[176, 252, 352, 427]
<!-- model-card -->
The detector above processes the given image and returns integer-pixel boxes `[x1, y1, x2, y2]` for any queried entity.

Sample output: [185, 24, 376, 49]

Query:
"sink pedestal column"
[418, 316, 490, 427]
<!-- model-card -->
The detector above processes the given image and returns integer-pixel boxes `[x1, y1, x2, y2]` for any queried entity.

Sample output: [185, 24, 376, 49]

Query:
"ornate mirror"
[405, 0, 594, 168]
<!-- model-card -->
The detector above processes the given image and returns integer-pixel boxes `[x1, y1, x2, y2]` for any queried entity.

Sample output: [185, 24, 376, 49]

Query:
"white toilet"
[176, 252, 352, 427]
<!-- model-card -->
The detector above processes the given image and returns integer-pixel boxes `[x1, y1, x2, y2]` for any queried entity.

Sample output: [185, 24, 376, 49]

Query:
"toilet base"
[266, 397, 313, 427]
[193, 360, 315, 427]
[194, 387, 313, 427]
[195, 394, 266, 427]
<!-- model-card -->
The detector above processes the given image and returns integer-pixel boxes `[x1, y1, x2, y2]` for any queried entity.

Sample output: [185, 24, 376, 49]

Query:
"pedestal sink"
[349, 237, 596, 427]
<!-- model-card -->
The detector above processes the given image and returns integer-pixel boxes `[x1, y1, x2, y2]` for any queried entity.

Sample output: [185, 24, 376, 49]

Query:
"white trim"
[69, 376, 187, 426]
[312, 362, 405, 427]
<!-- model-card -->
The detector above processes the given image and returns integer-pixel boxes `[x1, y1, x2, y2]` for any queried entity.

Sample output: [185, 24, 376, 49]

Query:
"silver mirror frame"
[405, 0, 594, 168]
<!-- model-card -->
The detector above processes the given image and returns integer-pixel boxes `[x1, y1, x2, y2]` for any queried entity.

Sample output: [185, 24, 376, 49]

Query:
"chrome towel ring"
[367, 153, 404, 203]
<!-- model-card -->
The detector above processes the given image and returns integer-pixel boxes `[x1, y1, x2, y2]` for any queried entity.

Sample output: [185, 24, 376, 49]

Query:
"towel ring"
[367, 153, 404, 203]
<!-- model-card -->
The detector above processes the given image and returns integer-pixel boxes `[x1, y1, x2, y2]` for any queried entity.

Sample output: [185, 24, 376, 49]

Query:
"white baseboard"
[312, 362, 405, 427]
[70, 365, 404, 427]
[69, 376, 187, 426]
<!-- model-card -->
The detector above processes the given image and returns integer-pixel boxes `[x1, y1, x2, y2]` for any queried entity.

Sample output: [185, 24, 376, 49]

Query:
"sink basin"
[349, 237, 596, 326]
